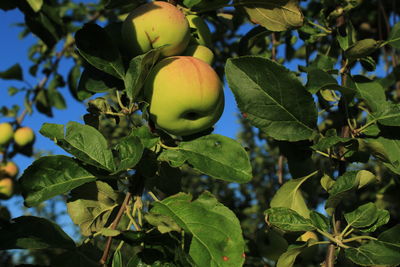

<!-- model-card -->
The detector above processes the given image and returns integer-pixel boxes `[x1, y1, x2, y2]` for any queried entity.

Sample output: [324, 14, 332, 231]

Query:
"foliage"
[1, 0, 400, 266]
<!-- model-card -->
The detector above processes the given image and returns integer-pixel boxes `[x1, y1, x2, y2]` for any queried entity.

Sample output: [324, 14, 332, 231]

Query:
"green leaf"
[309, 211, 330, 232]
[40, 122, 116, 172]
[68, 64, 88, 101]
[124, 49, 161, 101]
[265, 207, 315, 232]
[78, 67, 121, 93]
[270, 171, 317, 218]
[237, 0, 303, 32]
[378, 224, 400, 247]
[325, 171, 360, 215]
[24, 4, 63, 48]
[306, 54, 337, 71]
[348, 75, 386, 113]
[48, 88, 67, 110]
[276, 243, 308, 267]
[345, 240, 400, 266]
[19, 155, 97, 207]
[356, 170, 376, 189]
[0, 216, 75, 249]
[344, 202, 378, 229]
[51, 243, 103, 267]
[226, 56, 317, 141]
[387, 22, 400, 49]
[159, 134, 252, 183]
[311, 129, 354, 152]
[183, 0, 202, 8]
[114, 134, 144, 172]
[366, 137, 400, 175]
[0, 64, 23, 81]
[26, 0, 43, 12]
[186, 0, 229, 12]
[112, 250, 123, 267]
[359, 209, 390, 233]
[371, 103, 400, 127]
[305, 68, 340, 94]
[150, 192, 246, 267]
[144, 213, 182, 234]
[320, 174, 335, 192]
[36, 89, 53, 117]
[336, 21, 356, 51]
[130, 126, 159, 149]
[67, 181, 122, 236]
[75, 23, 124, 79]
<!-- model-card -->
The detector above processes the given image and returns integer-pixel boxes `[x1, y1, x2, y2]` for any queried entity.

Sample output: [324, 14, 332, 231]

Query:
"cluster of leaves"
[1, 0, 400, 266]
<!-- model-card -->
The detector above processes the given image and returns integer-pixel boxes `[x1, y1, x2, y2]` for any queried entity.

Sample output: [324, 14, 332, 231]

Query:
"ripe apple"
[144, 56, 224, 136]
[0, 178, 13, 200]
[0, 123, 13, 145]
[14, 127, 35, 147]
[186, 15, 213, 48]
[0, 162, 18, 178]
[184, 45, 214, 65]
[122, 1, 190, 57]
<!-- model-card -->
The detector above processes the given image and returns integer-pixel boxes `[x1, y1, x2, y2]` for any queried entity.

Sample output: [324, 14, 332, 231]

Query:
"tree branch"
[99, 192, 132, 265]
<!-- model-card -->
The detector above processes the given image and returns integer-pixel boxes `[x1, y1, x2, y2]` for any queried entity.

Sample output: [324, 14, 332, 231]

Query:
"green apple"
[0, 177, 13, 200]
[14, 127, 35, 147]
[0, 123, 13, 145]
[186, 14, 213, 48]
[144, 56, 224, 136]
[0, 162, 18, 178]
[183, 44, 214, 65]
[122, 1, 191, 57]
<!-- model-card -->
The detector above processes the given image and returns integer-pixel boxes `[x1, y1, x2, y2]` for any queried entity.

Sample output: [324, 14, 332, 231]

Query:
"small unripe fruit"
[345, 39, 381, 59]
[183, 45, 214, 65]
[122, 1, 190, 57]
[144, 56, 224, 136]
[14, 127, 35, 147]
[0, 162, 19, 178]
[0, 178, 13, 200]
[0, 123, 14, 145]
[186, 15, 213, 48]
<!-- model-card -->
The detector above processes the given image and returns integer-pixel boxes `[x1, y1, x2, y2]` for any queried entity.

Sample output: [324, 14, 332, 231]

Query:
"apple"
[186, 15, 213, 48]
[183, 45, 214, 65]
[14, 127, 35, 147]
[144, 56, 224, 136]
[0, 122, 13, 145]
[122, 1, 190, 57]
[0, 162, 18, 178]
[0, 178, 13, 200]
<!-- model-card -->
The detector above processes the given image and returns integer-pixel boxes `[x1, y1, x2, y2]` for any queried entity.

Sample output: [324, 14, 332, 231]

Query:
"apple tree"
[1, 0, 400, 266]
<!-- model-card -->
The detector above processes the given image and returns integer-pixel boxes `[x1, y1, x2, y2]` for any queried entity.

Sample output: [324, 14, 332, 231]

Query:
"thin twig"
[99, 192, 132, 265]
[277, 155, 284, 185]
[271, 33, 277, 61]
[16, 11, 102, 127]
